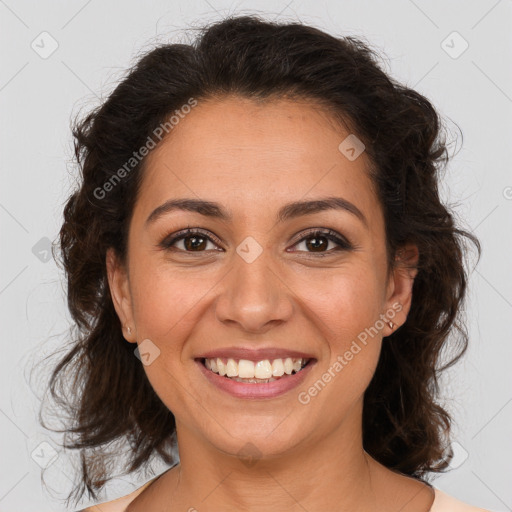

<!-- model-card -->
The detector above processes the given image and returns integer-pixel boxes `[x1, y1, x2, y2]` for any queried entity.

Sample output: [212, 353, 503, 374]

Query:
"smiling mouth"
[200, 357, 312, 383]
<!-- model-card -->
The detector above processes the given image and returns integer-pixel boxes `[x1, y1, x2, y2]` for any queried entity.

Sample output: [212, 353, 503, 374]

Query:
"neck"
[166, 402, 379, 511]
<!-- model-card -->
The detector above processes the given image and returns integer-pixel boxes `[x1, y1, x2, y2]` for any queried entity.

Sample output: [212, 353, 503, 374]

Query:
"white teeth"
[217, 358, 226, 376]
[204, 356, 309, 380]
[271, 359, 285, 377]
[226, 358, 237, 377]
[238, 359, 255, 378]
[254, 360, 272, 379]
[230, 377, 277, 383]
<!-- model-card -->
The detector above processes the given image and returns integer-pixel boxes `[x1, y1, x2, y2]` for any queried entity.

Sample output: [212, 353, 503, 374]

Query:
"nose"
[214, 245, 293, 333]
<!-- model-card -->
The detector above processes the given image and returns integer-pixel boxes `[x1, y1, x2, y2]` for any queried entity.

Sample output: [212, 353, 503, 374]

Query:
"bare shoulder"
[79, 479, 156, 512]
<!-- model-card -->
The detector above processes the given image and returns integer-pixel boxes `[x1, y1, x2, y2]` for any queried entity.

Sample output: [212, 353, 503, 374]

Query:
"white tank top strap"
[431, 488, 494, 512]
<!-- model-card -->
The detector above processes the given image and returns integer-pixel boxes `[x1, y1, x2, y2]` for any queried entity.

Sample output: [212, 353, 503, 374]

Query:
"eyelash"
[159, 227, 354, 257]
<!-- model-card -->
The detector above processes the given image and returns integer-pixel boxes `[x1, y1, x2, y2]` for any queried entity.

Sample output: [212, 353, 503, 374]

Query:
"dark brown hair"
[41, 14, 481, 506]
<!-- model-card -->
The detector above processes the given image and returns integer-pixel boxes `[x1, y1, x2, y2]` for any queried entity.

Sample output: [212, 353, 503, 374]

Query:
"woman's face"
[108, 96, 417, 461]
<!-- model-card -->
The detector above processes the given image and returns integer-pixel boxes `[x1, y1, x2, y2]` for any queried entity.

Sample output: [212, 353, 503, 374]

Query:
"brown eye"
[289, 229, 353, 255]
[182, 234, 208, 251]
[160, 228, 222, 252]
[303, 235, 329, 252]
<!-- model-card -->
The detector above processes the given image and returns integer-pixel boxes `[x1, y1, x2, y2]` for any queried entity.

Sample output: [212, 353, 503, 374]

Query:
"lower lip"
[196, 359, 316, 399]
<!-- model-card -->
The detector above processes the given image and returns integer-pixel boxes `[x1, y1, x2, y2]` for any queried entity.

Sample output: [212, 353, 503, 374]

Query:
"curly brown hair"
[41, 14, 481, 506]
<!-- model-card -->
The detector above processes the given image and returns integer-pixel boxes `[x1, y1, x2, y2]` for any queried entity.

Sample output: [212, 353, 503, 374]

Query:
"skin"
[107, 95, 431, 511]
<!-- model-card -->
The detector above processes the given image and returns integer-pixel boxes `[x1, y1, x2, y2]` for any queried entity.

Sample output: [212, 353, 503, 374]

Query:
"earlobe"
[106, 248, 136, 343]
[383, 244, 419, 335]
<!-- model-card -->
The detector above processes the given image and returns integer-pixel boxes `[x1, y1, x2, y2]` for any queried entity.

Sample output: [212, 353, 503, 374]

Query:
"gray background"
[1, 1, 511, 511]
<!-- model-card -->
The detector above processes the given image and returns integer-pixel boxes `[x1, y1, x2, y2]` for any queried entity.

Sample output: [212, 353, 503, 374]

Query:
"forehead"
[135, 96, 380, 227]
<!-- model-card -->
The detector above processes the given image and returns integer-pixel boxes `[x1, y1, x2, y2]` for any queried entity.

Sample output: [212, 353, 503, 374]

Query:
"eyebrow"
[145, 196, 368, 228]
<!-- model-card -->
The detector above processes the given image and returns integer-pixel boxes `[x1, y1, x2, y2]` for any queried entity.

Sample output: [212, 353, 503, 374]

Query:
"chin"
[199, 410, 318, 463]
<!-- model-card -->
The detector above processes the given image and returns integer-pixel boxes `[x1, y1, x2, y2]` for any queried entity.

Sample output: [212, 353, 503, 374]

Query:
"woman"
[44, 14, 492, 512]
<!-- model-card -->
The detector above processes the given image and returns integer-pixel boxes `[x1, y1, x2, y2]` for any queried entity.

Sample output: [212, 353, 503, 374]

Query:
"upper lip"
[196, 347, 316, 362]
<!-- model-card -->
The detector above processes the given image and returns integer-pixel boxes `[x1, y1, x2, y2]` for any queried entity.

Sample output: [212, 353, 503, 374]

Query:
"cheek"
[129, 254, 220, 342]
[303, 263, 385, 343]
[127, 256, 205, 412]
[304, 264, 384, 392]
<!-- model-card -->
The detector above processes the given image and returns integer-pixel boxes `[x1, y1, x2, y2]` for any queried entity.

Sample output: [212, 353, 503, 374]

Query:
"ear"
[382, 243, 419, 336]
[106, 248, 137, 343]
